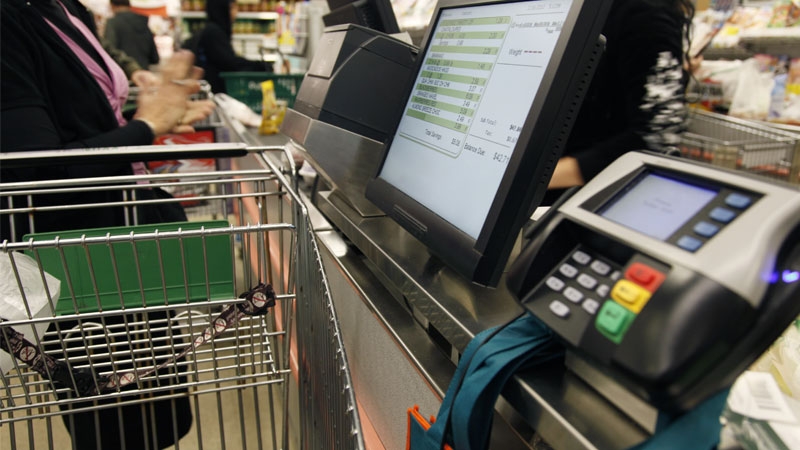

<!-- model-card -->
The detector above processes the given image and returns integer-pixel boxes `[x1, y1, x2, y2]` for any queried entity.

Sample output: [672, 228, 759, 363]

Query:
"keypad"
[549, 300, 570, 318]
[563, 287, 584, 303]
[539, 250, 619, 322]
[709, 207, 736, 224]
[546, 276, 565, 292]
[559, 263, 579, 278]
[577, 273, 598, 290]
[677, 235, 703, 252]
[725, 193, 751, 209]
[693, 221, 719, 238]
[624, 263, 665, 292]
[596, 301, 636, 344]
[611, 280, 651, 313]
[572, 250, 591, 265]
[582, 299, 600, 315]
[590, 260, 611, 276]
[673, 189, 754, 252]
[535, 247, 668, 345]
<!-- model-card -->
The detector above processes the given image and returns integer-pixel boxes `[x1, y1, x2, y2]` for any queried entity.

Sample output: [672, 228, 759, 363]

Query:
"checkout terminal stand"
[507, 152, 800, 434]
[282, 23, 417, 217]
[280, 24, 800, 450]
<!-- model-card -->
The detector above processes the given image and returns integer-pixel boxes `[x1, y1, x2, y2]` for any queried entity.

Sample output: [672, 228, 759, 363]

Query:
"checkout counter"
[273, 128, 799, 450]
[243, 14, 799, 450]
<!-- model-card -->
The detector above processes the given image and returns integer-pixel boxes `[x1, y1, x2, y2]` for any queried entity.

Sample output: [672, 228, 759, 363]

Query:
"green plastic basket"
[24, 221, 234, 315]
[220, 72, 304, 112]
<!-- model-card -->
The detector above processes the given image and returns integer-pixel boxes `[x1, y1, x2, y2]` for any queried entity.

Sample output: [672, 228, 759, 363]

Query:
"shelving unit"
[180, 9, 279, 61]
[739, 28, 800, 59]
[704, 29, 800, 61]
[693, 2, 799, 125]
[181, 10, 279, 19]
[179, 6, 307, 66]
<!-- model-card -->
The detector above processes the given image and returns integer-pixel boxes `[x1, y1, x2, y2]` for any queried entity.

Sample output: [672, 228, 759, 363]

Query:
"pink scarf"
[44, 1, 129, 126]
[44, 1, 148, 176]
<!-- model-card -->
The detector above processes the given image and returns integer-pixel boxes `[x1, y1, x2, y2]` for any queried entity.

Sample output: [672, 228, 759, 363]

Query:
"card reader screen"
[600, 173, 717, 240]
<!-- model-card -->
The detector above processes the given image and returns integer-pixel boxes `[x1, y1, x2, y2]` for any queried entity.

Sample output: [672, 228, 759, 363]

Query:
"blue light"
[768, 272, 780, 284]
[782, 270, 800, 283]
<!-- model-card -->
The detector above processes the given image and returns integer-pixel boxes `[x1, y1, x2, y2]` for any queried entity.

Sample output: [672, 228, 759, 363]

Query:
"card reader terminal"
[507, 151, 800, 413]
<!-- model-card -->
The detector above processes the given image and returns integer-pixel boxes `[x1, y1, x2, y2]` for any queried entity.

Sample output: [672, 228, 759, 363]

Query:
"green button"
[595, 301, 636, 344]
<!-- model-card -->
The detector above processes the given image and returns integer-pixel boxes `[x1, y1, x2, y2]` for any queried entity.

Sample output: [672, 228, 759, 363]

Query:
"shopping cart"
[0, 145, 364, 450]
[679, 109, 800, 185]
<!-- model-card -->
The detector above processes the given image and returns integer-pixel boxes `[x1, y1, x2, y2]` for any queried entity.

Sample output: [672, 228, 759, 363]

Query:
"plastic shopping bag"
[0, 252, 60, 373]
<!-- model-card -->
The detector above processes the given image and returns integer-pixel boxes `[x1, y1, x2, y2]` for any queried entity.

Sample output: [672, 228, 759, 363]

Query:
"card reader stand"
[281, 24, 418, 217]
[565, 352, 673, 433]
[508, 151, 800, 436]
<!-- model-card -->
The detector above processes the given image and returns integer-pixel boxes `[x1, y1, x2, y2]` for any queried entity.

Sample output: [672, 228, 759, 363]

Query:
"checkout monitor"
[323, 0, 401, 34]
[365, 0, 612, 286]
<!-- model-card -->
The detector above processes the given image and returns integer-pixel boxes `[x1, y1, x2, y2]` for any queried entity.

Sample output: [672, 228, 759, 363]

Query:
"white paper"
[0, 253, 60, 374]
[728, 371, 797, 423]
[770, 422, 800, 449]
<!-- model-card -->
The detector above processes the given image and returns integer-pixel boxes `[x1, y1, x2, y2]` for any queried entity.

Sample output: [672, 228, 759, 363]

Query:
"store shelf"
[700, 27, 800, 60]
[739, 29, 800, 58]
[181, 11, 279, 19]
[702, 46, 755, 60]
[233, 33, 276, 39]
[739, 27, 800, 39]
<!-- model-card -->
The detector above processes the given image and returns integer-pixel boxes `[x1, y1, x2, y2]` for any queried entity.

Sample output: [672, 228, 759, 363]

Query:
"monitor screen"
[365, 0, 612, 286]
[599, 173, 718, 241]
[323, 0, 401, 34]
[379, 1, 570, 239]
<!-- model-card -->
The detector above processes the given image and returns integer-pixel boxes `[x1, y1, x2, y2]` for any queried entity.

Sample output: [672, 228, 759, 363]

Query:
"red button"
[625, 262, 666, 292]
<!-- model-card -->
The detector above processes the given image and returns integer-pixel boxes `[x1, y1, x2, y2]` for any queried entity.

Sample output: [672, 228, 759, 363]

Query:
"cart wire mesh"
[0, 147, 364, 450]
[680, 109, 800, 185]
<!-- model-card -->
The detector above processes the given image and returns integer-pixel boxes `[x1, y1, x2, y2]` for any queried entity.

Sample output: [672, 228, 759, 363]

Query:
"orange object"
[406, 405, 454, 450]
[130, 5, 168, 16]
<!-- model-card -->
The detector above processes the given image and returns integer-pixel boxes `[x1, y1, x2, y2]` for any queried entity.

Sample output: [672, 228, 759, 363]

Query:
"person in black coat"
[546, 0, 695, 200]
[184, 0, 273, 94]
[1, 0, 214, 242]
[105, 0, 160, 70]
[1, 1, 214, 448]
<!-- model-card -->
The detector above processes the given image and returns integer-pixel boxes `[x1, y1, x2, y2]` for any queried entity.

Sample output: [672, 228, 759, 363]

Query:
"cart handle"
[0, 143, 251, 168]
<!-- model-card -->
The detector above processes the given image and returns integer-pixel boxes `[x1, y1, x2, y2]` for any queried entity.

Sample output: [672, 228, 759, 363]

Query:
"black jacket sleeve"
[567, 0, 687, 181]
[0, 8, 154, 153]
[148, 35, 160, 66]
[200, 23, 271, 73]
[1, 106, 155, 152]
[105, 16, 121, 48]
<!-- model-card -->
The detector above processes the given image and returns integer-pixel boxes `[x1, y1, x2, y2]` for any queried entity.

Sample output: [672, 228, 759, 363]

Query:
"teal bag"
[407, 312, 729, 450]
[629, 389, 729, 450]
[407, 314, 561, 450]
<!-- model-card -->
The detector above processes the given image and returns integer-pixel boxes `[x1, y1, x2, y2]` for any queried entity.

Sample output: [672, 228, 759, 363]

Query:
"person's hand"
[687, 55, 704, 75]
[130, 70, 160, 88]
[133, 51, 204, 136]
[170, 99, 217, 134]
[548, 156, 585, 189]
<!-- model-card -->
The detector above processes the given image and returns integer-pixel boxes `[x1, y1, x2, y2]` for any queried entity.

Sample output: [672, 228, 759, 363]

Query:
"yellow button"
[611, 280, 651, 313]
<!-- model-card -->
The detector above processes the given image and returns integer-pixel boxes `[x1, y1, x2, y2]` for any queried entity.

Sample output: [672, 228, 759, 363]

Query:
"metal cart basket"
[0, 146, 364, 450]
[680, 109, 800, 185]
